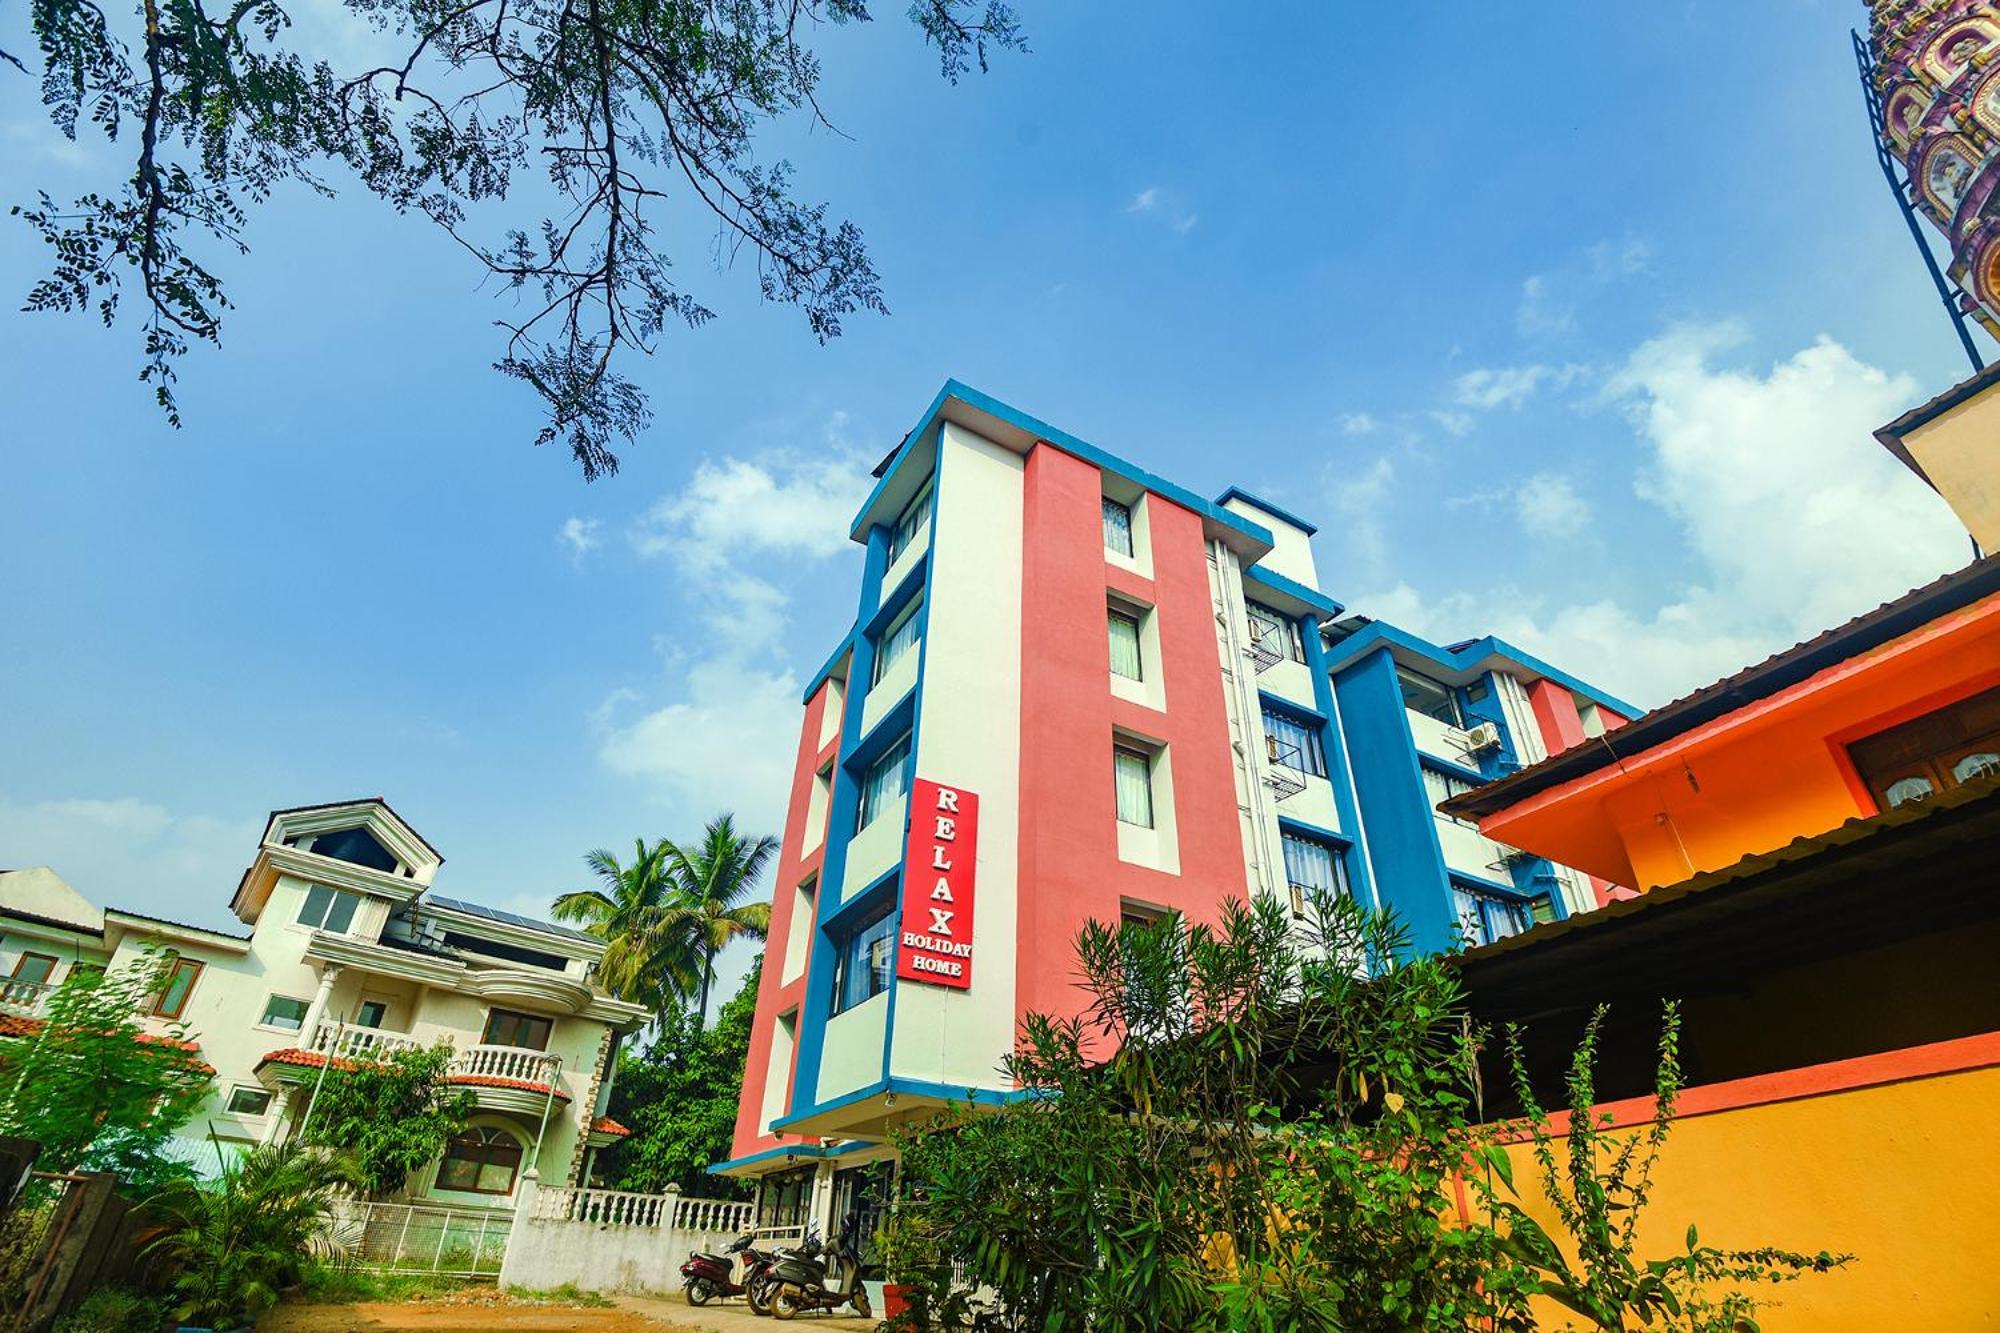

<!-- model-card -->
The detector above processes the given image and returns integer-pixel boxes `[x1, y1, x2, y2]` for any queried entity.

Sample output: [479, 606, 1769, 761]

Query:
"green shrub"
[52, 1286, 168, 1333]
[295, 1261, 471, 1303]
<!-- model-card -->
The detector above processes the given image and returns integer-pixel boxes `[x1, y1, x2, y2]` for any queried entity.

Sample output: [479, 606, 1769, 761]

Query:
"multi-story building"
[712, 381, 1633, 1229]
[0, 797, 647, 1204]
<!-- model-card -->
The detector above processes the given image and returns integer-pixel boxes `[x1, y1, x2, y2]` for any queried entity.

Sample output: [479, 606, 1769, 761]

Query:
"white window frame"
[258, 993, 312, 1033]
[1102, 497, 1135, 557]
[1113, 745, 1155, 828]
[857, 735, 912, 832]
[872, 597, 923, 686]
[886, 478, 935, 565]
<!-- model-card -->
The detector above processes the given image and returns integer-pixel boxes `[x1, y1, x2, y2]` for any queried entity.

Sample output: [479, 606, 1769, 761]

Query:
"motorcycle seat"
[693, 1252, 732, 1265]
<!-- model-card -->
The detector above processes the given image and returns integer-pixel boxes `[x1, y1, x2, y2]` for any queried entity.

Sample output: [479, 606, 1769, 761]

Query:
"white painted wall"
[817, 992, 887, 1103]
[860, 641, 919, 736]
[1405, 709, 1476, 768]
[840, 796, 906, 904]
[890, 422, 1025, 1092]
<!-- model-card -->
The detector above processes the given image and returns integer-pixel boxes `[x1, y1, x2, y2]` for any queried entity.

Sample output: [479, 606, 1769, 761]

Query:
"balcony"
[0, 979, 52, 1019]
[261, 1022, 568, 1114]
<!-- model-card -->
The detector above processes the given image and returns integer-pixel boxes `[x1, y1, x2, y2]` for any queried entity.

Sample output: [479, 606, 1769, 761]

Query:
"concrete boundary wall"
[497, 1177, 757, 1296]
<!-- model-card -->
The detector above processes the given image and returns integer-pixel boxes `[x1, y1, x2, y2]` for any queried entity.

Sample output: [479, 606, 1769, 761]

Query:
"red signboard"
[897, 778, 977, 989]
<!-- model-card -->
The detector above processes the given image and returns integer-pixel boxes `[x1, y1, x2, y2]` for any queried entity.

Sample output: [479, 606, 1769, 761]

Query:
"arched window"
[436, 1127, 524, 1195]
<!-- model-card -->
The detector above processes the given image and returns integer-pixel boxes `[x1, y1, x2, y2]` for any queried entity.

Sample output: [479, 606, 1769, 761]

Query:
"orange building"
[1447, 556, 2000, 1329]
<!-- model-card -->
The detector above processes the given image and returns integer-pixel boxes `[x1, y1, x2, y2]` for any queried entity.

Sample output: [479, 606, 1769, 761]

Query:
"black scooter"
[768, 1218, 871, 1320]
[747, 1230, 820, 1316]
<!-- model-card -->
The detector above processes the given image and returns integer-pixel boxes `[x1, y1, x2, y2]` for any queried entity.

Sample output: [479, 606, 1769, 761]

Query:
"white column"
[298, 964, 342, 1046]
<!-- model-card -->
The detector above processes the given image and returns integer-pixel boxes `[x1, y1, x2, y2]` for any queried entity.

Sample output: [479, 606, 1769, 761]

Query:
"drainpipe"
[526, 1055, 564, 1189]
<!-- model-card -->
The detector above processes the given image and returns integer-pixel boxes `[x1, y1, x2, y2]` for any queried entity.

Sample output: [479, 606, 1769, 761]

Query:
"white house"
[0, 797, 650, 1206]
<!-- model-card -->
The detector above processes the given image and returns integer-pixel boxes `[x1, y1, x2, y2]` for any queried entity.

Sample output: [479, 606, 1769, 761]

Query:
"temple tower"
[1868, 0, 2000, 340]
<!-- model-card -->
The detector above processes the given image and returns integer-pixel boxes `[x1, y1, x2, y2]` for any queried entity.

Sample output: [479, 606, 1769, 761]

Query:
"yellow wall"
[1498, 1064, 2000, 1330]
[1901, 378, 2000, 553]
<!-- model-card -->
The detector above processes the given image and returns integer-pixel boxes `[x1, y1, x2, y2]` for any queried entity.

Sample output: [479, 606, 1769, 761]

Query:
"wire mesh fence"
[319, 1198, 513, 1277]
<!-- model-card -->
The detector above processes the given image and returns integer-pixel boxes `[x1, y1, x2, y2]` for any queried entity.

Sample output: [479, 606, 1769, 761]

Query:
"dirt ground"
[257, 1288, 875, 1333]
[257, 1290, 700, 1333]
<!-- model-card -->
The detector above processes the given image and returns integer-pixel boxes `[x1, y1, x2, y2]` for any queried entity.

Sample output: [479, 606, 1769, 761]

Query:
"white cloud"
[599, 421, 868, 832]
[1427, 409, 1476, 438]
[1453, 363, 1585, 411]
[1511, 473, 1592, 539]
[1340, 412, 1379, 436]
[630, 448, 868, 574]
[1354, 325, 1968, 705]
[1173, 213, 1199, 235]
[0, 796, 259, 930]
[1128, 187, 1160, 213]
[595, 660, 799, 835]
[557, 516, 602, 564]
[1518, 234, 1653, 340]
[1588, 236, 1654, 281]
[1516, 275, 1575, 339]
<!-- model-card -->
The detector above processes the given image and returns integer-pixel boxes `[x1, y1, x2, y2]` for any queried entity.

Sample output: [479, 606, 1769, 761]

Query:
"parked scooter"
[768, 1216, 871, 1320]
[746, 1230, 820, 1315]
[680, 1232, 758, 1306]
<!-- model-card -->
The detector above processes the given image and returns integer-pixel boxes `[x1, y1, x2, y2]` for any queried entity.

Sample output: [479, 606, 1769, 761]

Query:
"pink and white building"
[712, 383, 1632, 1233]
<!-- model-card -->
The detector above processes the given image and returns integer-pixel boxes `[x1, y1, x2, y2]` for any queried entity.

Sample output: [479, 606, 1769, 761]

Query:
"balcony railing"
[301, 1022, 560, 1087]
[0, 979, 52, 1017]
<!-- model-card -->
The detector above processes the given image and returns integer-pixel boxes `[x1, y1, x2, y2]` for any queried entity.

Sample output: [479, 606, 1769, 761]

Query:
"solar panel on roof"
[426, 894, 595, 943]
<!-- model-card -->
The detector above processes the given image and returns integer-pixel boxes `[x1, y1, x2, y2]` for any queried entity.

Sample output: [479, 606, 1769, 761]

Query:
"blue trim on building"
[787, 519, 895, 1119]
[1323, 622, 1638, 718]
[1302, 612, 1377, 913]
[1257, 689, 1329, 725]
[1417, 751, 1486, 786]
[707, 1143, 826, 1176]
[1446, 866, 1538, 899]
[868, 553, 930, 637]
[851, 381, 1276, 552]
[1275, 813, 1351, 848]
[1331, 646, 1457, 954]
[1243, 565, 1342, 619]
[769, 1076, 1024, 1138]
[1213, 486, 1319, 536]
[801, 632, 856, 706]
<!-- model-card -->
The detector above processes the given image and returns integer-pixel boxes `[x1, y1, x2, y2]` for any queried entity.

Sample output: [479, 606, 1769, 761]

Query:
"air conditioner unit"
[1463, 722, 1502, 753]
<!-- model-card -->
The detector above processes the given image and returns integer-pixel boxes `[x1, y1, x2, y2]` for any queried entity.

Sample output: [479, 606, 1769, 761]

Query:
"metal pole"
[296, 1014, 346, 1141]
[527, 1055, 563, 1181]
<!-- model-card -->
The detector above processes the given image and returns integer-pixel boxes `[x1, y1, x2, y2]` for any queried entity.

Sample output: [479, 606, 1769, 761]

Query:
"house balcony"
[258, 1022, 571, 1117]
[0, 979, 52, 1020]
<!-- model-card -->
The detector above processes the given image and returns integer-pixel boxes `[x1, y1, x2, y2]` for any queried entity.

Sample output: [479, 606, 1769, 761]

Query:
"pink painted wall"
[1014, 445, 1249, 1038]
[726, 676, 839, 1163]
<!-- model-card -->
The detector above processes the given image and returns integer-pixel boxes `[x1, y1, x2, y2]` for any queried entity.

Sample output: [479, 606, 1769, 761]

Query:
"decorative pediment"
[232, 798, 443, 923]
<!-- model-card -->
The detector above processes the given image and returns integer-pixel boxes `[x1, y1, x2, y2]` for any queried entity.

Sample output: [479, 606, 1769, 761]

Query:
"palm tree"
[653, 815, 778, 1031]
[552, 838, 695, 1014]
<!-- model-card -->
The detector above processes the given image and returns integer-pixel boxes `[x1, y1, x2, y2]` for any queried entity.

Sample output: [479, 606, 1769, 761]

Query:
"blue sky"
[0, 2, 1980, 1000]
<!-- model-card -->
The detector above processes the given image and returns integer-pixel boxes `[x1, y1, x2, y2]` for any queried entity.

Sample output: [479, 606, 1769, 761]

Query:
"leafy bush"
[296, 1042, 472, 1197]
[295, 1260, 471, 1304]
[51, 1286, 167, 1333]
[143, 1141, 360, 1327]
[0, 952, 209, 1188]
[1498, 1004, 1852, 1331]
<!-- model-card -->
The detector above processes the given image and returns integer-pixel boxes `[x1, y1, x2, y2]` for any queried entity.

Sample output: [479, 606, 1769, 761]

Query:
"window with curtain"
[1108, 607, 1143, 680]
[858, 735, 912, 831]
[1397, 667, 1461, 726]
[1102, 497, 1134, 557]
[873, 598, 923, 685]
[1280, 832, 1347, 916]
[1245, 601, 1304, 663]
[1262, 709, 1326, 777]
[1113, 746, 1154, 827]
[887, 479, 934, 565]
[1451, 885, 1533, 948]
[1422, 765, 1480, 827]
[1847, 682, 2000, 810]
[833, 900, 897, 1015]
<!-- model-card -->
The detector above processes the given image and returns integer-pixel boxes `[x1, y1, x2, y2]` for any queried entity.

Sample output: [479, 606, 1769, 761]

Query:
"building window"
[151, 957, 203, 1019]
[1280, 833, 1348, 917]
[1108, 607, 1143, 681]
[9, 953, 57, 986]
[260, 995, 311, 1032]
[1114, 746, 1155, 827]
[857, 735, 912, 832]
[436, 1126, 524, 1195]
[886, 479, 934, 566]
[297, 884, 362, 934]
[481, 1008, 553, 1051]
[873, 598, 923, 686]
[1246, 602, 1304, 664]
[1397, 667, 1461, 727]
[1847, 682, 2000, 810]
[1262, 709, 1327, 777]
[305, 826, 400, 874]
[1452, 885, 1533, 948]
[832, 901, 896, 1016]
[225, 1086, 274, 1116]
[1103, 497, 1134, 557]
[355, 1000, 389, 1029]
[1422, 764, 1480, 828]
